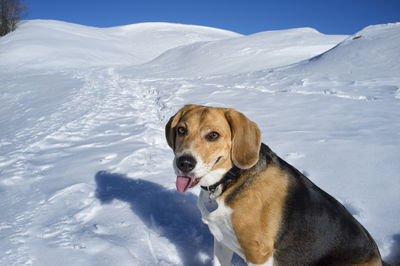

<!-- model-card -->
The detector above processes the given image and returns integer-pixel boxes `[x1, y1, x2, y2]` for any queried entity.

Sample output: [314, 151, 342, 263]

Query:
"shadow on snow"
[94, 171, 246, 265]
[95, 170, 211, 265]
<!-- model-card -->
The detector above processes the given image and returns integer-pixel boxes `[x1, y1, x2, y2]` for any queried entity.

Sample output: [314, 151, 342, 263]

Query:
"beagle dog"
[165, 104, 387, 266]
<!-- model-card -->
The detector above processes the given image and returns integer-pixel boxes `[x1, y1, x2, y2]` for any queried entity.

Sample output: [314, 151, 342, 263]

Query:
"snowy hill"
[140, 27, 346, 76]
[0, 20, 240, 70]
[306, 23, 400, 78]
[0, 20, 399, 265]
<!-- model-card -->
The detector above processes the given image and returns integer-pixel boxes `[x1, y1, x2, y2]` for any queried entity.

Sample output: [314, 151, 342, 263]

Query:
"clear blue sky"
[25, 0, 400, 35]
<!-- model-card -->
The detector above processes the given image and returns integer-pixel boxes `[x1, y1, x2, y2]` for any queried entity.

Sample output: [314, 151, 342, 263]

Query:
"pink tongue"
[176, 176, 195, 193]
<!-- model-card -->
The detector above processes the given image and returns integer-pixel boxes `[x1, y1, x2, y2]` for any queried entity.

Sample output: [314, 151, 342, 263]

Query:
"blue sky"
[26, 0, 400, 35]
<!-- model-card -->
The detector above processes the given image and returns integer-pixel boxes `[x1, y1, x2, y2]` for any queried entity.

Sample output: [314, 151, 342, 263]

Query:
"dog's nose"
[176, 155, 197, 173]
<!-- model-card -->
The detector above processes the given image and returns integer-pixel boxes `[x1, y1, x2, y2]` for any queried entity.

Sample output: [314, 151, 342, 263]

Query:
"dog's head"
[165, 104, 261, 193]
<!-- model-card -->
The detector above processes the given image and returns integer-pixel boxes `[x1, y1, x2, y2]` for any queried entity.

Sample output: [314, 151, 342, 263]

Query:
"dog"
[165, 104, 388, 266]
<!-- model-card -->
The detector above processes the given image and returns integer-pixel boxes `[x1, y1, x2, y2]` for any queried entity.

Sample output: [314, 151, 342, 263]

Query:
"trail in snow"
[0, 67, 249, 265]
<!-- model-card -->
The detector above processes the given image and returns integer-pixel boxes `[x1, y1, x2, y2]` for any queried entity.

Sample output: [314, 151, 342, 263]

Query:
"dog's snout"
[176, 155, 197, 173]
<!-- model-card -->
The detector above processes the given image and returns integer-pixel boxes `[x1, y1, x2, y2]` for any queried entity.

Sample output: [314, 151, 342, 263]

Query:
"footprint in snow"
[285, 152, 305, 160]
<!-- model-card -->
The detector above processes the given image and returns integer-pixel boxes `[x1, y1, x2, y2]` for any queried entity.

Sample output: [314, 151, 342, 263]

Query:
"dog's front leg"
[213, 239, 233, 266]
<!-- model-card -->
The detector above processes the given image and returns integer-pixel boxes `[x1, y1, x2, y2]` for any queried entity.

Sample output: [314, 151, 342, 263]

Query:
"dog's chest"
[198, 190, 243, 257]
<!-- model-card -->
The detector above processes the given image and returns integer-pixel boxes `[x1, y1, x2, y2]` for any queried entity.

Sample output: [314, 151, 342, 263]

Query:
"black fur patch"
[272, 151, 381, 265]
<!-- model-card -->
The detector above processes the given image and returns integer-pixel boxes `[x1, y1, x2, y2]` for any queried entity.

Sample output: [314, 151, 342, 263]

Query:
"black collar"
[201, 166, 241, 196]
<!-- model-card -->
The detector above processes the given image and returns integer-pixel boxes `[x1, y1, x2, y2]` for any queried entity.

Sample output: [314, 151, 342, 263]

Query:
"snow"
[0, 19, 399, 265]
[0, 20, 240, 70]
[139, 27, 346, 77]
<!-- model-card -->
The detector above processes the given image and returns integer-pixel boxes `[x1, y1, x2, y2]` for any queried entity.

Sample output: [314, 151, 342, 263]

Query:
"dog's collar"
[201, 166, 241, 199]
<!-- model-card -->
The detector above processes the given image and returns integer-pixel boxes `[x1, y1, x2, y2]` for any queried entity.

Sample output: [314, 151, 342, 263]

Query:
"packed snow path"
[1, 20, 400, 265]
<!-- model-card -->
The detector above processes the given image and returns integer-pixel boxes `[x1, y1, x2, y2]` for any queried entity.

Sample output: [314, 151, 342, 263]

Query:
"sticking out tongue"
[176, 176, 196, 193]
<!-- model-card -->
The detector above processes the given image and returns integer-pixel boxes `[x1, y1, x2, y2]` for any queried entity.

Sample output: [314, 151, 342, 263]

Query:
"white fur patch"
[198, 168, 228, 187]
[213, 239, 233, 266]
[198, 190, 243, 259]
[248, 256, 274, 266]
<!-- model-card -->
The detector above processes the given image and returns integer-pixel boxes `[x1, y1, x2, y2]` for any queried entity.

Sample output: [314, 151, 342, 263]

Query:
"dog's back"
[250, 144, 383, 265]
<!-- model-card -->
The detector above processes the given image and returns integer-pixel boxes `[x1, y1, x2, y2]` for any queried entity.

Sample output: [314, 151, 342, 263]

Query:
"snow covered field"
[0, 20, 399, 265]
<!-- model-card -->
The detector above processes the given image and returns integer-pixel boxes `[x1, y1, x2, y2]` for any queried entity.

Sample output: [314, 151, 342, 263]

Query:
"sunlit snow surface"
[1, 20, 399, 265]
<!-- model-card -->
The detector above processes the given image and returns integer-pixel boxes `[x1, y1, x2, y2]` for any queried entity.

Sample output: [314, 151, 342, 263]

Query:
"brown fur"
[355, 257, 382, 266]
[165, 104, 197, 150]
[225, 108, 261, 169]
[223, 163, 289, 264]
[165, 105, 261, 176]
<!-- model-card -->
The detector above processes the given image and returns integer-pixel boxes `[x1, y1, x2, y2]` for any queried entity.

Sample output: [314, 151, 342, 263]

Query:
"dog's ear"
[225, 108, 261, 169]
[165, 104, 197, 150]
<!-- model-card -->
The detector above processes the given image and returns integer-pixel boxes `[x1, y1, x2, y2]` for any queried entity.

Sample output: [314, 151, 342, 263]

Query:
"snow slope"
[140, 27, 346, 77]
[0, 20, 399, 265]
[0, 20, 240, 70]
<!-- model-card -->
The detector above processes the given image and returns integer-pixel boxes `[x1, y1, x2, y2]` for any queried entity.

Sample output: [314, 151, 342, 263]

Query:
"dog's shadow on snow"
[95, 171, 245, 266]
[386, 233, 400, 265]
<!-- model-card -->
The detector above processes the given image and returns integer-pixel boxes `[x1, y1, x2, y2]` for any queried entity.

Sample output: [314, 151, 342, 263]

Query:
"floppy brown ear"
[165, 104, 197, 150]
[225, 108, 261, 169]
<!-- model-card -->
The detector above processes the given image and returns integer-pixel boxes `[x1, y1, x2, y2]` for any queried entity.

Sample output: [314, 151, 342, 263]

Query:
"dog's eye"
[177, 126, 187, 136]
[206, 131, 220, 141]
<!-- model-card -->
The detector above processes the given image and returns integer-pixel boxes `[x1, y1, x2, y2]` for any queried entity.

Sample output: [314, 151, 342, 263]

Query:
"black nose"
[176, 155, 197, 173]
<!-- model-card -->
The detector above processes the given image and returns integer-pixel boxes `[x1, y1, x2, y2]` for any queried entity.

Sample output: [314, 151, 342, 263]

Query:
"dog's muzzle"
[175, 155, 200, 193]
